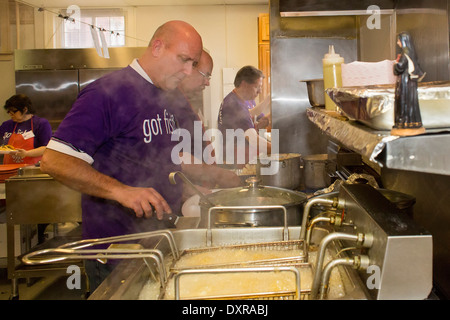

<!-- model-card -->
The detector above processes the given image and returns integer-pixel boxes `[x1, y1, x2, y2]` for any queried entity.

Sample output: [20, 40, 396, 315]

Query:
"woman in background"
[1, 94, 52, 164]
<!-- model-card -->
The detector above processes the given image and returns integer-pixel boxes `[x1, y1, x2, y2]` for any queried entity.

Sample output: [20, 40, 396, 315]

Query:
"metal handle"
[58, 229, 179, 260]
[173, 266, 301, 300]
[169, 171, 215, 207]
[213, 221, 258, 227]
[206, 205, 289, 246]
[21, 229, 181, 285]
[258, 159, 287, 169]
[23, 247, 168, 285]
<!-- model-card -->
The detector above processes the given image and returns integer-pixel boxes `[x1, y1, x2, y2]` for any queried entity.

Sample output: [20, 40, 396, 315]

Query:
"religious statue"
[391, 32, 426, 136]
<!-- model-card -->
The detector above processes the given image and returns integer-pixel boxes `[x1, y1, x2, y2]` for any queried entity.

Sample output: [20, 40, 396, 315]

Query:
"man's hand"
[114, 186, 172, 219]
[255, 115, 270, 130]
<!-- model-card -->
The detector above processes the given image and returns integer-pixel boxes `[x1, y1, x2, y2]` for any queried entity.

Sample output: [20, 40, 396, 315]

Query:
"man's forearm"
[249, 95, 271, 117]
[40, 148, 125, 202]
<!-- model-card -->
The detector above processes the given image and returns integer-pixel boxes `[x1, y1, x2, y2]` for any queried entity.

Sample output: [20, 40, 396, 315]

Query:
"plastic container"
[323, 45, 344, 111]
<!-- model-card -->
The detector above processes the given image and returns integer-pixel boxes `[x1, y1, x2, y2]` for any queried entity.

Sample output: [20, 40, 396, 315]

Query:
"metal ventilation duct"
[279, 0, 396, 16]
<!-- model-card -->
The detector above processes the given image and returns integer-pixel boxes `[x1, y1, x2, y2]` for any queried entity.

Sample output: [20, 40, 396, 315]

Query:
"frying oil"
[138, 247, 346, 300]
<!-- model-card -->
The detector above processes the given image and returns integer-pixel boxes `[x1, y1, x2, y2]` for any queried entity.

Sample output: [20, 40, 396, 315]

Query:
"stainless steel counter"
[306, 107, 450, 176]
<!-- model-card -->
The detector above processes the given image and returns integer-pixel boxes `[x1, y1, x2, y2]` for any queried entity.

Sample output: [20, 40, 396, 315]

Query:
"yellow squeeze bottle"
[323, 45, 344, 111]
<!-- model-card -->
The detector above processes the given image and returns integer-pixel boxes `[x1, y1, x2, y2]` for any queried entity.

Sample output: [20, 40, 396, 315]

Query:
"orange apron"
[3, 119, 41, 165]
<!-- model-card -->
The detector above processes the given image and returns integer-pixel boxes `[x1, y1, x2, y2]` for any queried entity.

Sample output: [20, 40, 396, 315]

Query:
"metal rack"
[170, 266, 303, 300]
[22, 229, 308, 300]
[306, 107, 450, 176]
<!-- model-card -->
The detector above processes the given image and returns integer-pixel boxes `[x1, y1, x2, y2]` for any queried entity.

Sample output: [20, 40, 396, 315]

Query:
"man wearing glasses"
[170, 49, 213, 163]
[168, 50, 241, 191]
[217, 65, 272, 166]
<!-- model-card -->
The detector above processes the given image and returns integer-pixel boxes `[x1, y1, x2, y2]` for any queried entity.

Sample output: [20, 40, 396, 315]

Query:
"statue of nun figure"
[391, 32, 426, 136]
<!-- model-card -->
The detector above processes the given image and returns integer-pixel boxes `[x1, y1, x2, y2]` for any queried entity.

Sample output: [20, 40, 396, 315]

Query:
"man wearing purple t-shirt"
[40, 20, 203, 291]
[168, 50, 241, 192]
[217, 65, 271, 165]
[169, 50, 213, 165]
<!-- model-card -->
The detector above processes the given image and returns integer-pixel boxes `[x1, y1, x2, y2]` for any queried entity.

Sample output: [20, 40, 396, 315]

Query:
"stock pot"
[256, 153, 302, 190]
[303, 154, 332, 189]
[198, 177, 307, 228]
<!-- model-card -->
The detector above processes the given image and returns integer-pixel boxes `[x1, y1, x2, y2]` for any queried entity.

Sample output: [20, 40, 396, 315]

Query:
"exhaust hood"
[280, 0, 396, 17]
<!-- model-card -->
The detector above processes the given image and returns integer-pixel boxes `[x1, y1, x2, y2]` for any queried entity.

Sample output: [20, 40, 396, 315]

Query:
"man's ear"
[151, 39, 164, 57]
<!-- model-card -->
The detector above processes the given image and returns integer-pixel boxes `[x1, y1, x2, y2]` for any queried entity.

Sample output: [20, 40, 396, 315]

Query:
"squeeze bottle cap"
[323, 45, 344, 63]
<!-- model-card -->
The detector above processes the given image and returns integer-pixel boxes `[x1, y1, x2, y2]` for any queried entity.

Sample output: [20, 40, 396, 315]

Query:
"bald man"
[170, 50, 213, 164]
[40, 20, 203, 290]
[179, 49, 213, 94]
[169, 50, 241, 191]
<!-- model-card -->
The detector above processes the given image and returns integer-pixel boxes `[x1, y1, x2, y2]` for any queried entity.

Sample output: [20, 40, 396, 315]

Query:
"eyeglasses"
[197, 69, 211, 81]
[6, 109, 19, 115]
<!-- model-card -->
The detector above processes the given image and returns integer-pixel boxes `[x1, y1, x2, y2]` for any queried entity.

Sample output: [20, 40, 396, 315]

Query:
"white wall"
[0, 59, 15, 124]
[1, 4, 268, 129]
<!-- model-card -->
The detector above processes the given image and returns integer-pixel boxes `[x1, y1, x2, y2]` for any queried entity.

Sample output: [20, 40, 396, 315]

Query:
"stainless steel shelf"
[306, 107, 450, 176]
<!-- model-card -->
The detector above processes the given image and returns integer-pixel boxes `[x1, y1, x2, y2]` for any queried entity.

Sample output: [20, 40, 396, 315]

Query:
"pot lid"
[199, 177, 307, 207]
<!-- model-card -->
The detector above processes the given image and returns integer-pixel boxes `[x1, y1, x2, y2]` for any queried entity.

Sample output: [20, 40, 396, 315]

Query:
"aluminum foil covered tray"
[326, 81, 450, 130]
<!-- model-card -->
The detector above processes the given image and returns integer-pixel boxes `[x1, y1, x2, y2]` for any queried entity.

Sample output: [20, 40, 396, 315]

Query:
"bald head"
[179, 50, 213, 94]
[139, 20, 203, 91]
[198, 51, 213, 73]
[150, 21, 198, 48]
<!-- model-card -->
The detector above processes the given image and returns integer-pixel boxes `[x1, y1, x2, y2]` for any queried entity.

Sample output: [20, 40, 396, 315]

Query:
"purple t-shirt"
[217, 91, 254, 163]
[167, 89, 206, 161]
[0, 116, 52, 148]
[52, 66, 182, 240]
[218, 91, 254, 133]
